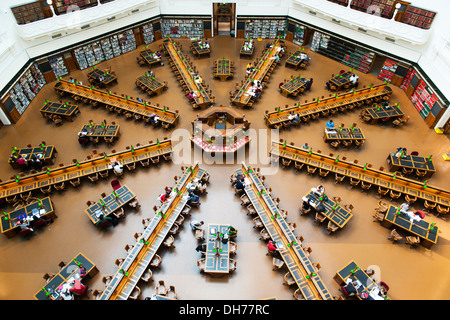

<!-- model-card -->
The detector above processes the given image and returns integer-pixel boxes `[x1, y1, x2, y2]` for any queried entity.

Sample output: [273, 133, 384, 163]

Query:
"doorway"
[213, 3, 236, 36]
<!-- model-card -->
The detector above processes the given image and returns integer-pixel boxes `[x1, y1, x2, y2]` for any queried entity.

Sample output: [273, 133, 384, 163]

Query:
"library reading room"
[0, 0, 449, 303]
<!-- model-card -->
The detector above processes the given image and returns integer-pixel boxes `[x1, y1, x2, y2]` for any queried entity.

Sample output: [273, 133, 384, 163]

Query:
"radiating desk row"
[234, 163, 333, 300]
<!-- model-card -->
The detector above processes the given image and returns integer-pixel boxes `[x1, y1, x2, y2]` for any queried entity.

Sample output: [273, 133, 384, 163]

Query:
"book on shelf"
[49, 56, 69, 78]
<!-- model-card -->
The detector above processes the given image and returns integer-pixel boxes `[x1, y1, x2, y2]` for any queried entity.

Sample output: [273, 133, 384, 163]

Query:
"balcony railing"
[15, 0, 157, 41]
[292, 0, 431, 45]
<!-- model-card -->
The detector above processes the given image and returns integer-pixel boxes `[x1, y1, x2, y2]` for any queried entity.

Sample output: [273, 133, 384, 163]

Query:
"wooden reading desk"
[34, 252, 98, 300]
[40, 101, 80, 121]
[204, 223, 231, 274]
[85, 185, 136, 225]
[280, 76, 308, 97]
[387, 153, 435, 177]
[9, 144, 57, 168]
[87, 68, 117, 87]
[382, 205, 438, 247]
[213, 59, 233, 81]
[1, 197, 55, 238]
[135, 75, 167, 96]
[302, 190, 353, 229]
[140, 49, 162, 67]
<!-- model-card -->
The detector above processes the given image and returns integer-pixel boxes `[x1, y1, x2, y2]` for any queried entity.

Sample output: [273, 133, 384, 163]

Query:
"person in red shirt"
[267, 240, 278, 255]
[16, 156, 28, 169]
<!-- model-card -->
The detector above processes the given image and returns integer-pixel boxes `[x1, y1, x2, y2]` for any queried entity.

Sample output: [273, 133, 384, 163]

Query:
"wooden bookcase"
[11, 1, 46, 25]
[401, 5, 436, 29]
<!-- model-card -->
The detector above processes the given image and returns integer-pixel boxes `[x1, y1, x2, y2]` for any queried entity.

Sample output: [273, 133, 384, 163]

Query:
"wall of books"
[243, 18, 287, 39]
[161, 18, 204, 38]
[8, 64, 46, 115]
[72, 30, 137, 70]
[378, 58, 398, 82]
[402, 6, 436, 30]
[49, 55, 69, 78]
[292, 24, 307, 46]
[311, 31, 375, 73]
[141, 23, 155, 44]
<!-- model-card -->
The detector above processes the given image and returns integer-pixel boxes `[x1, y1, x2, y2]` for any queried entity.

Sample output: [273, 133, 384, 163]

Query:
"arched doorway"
[213, 3, 236, 36]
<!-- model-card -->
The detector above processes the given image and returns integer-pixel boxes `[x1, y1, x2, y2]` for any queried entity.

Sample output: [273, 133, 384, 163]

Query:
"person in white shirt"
[349, 74, 359, 85]
[113, 162, 123, 175]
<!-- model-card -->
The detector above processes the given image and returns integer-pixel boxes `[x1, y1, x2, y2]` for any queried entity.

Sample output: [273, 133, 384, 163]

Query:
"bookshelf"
[53, 0, 98, 15]
[350, 0, 395, 18]
[11, 2, 46, 25]
[311, 31, 375, 73]
[327, 0, 349, 6]
[243, 18, 287, 39]
[142, 23, 155, 44]
[292, 24, 307, 46]
[401, 6, 436, 30]
[73, 47, 89, 70]
[49, 55, 69, 78]
[117, 29, 137, 54]
[400, 67, 415, 92]
[4, 63, 46, 116]
[161, 18, 204, 38]
[378, 58, 398, 82]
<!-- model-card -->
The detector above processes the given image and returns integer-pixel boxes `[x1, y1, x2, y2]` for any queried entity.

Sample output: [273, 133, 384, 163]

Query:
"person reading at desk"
[187, 192, 200, 206]
[235, 178, 246, 191]
[394, 147, 407, 158]
[326, 120, 335, 129]
[78, 129, 89, 145]
[16, 156, 28, 169]
[227, 226, 238, 237]
[312, 185, 325, 197]
[195, 243, 207, 254]
[190, 220, 204, 231]
[267, 240, 278, 255]
[304, 78, 313, 91]
[349, 74, 359, 85]
[112, 162, 123, 175]
[188, 91, 198, 99]
[302, 142, 310, 149]
[299, 52, 308, 63]
[17, 219, 34, 233]
[288, 111, 301, 124]
[271, 54, 280, 62]
[96, 214, 118, 227]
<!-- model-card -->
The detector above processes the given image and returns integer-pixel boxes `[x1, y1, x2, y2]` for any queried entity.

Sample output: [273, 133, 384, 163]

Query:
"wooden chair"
[88, 173, 99, 183]
[361, 181, 372, 191]
[377, 200, 389, 213]
[58, 261, 67, 269]
[314, 212, 326, 225]
[115, 258, 125, 268]
[288, 222, 296, 232]
[240, 194, 251, 206]
[436, 205, 449, 216]
[113, 207, 125, 219]
[272, 257, 285, 271]
[126, 162, 136, 172]
[53, 181, 64, 192]
[377, 186, 389, 197]
[92, 289, 103, 300]
[424, 200, 436, 211]
[253, 216, 264, 228]
[415, 169, 427, 178]
[405, 194, 417, 204]
[129, 286, 141, 300]
[259, 228, 270, 241]
[40, 185, 52, 195]
[303, 247, 312, 258]
[43, 272, 55, 283]
[283, 272, 295, 286]
[150, 254, 162, 268]
[163, 235, 176, 249]
[373, 211, 385, 222]
[306, 165, 317, 175]
[129, 198, 141, 210]
[293, 288, 305, 300]
[69, 178, 81, 188]
[102, 275, 113, 286]
[326, 221, 339, 234]
[169, 223, 180, 235]
[389, 190, 402, 200]
[319, 168, 329, 178]
[122, 241, 136, 252]
[142, 217, 151, 228]
[247, 204, 257, 216]
[388, 229, 403, 243]
[229, 259, 237, 272]
[194, 229, 205, 240]
[405, 236, 420, 248]
[229, 241, 238, 255]
[167, 285, 178, 299]
[197, 259, 206, 272]
[140, 268, 153, 283]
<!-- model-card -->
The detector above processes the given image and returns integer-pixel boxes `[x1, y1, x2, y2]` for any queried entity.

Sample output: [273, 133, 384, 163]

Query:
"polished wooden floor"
[0, 36, 449, 300]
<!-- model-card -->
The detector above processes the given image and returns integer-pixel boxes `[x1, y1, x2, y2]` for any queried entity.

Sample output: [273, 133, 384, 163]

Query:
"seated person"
[312, 185, 325, 197]
[400, 201, 411, 213]
[195, 243, 207, 253]
[187, 192, 200, 205]
[227, 226, 238, 237]
[341, 278, 363, 298]
[32, 156, 44, 171]
[136, 97, 143, 103]
[96, 214, 117, 227]
[235, 178, 245, 190]
[9, 154, 18, 164]
[305, 78, 313, 91]
[267, 240, 278, 254]
[265, 43, 273, 49]
[148, 70, 155, 77]
[302, 142, 310, 149]
[302, 198, 312, 211]
[221, 232, 229, 244]
[325, 81, 332, 90]
[188, 91, 198, 99]
[18, 219, 34, 233]
[69, 279, 90, 297]
[16, 156, 28, 169]
[349, 73, 359, 85]
[190, 220, 204, 231]
[246, 63, 253, 69]
[112, 162, 123, 175]
[326, 120, 335, 129]
[194, 76, 202, 84]
[394, 147, 407, 158]
[299, 52, 308, 63]
[271, 54, 280, 62]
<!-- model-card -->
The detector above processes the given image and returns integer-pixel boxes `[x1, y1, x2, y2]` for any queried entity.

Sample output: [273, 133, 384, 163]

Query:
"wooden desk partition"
[162, 38, 212, 108]
[0, 139, 173, 200]
[265, 84, 392, 128]
[270, 141, 450, 209]
[234, 163, 333, 300]
[54, 80, 179, 127]
[99, 163, 207, 300]
[232, 40, 283, 108]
